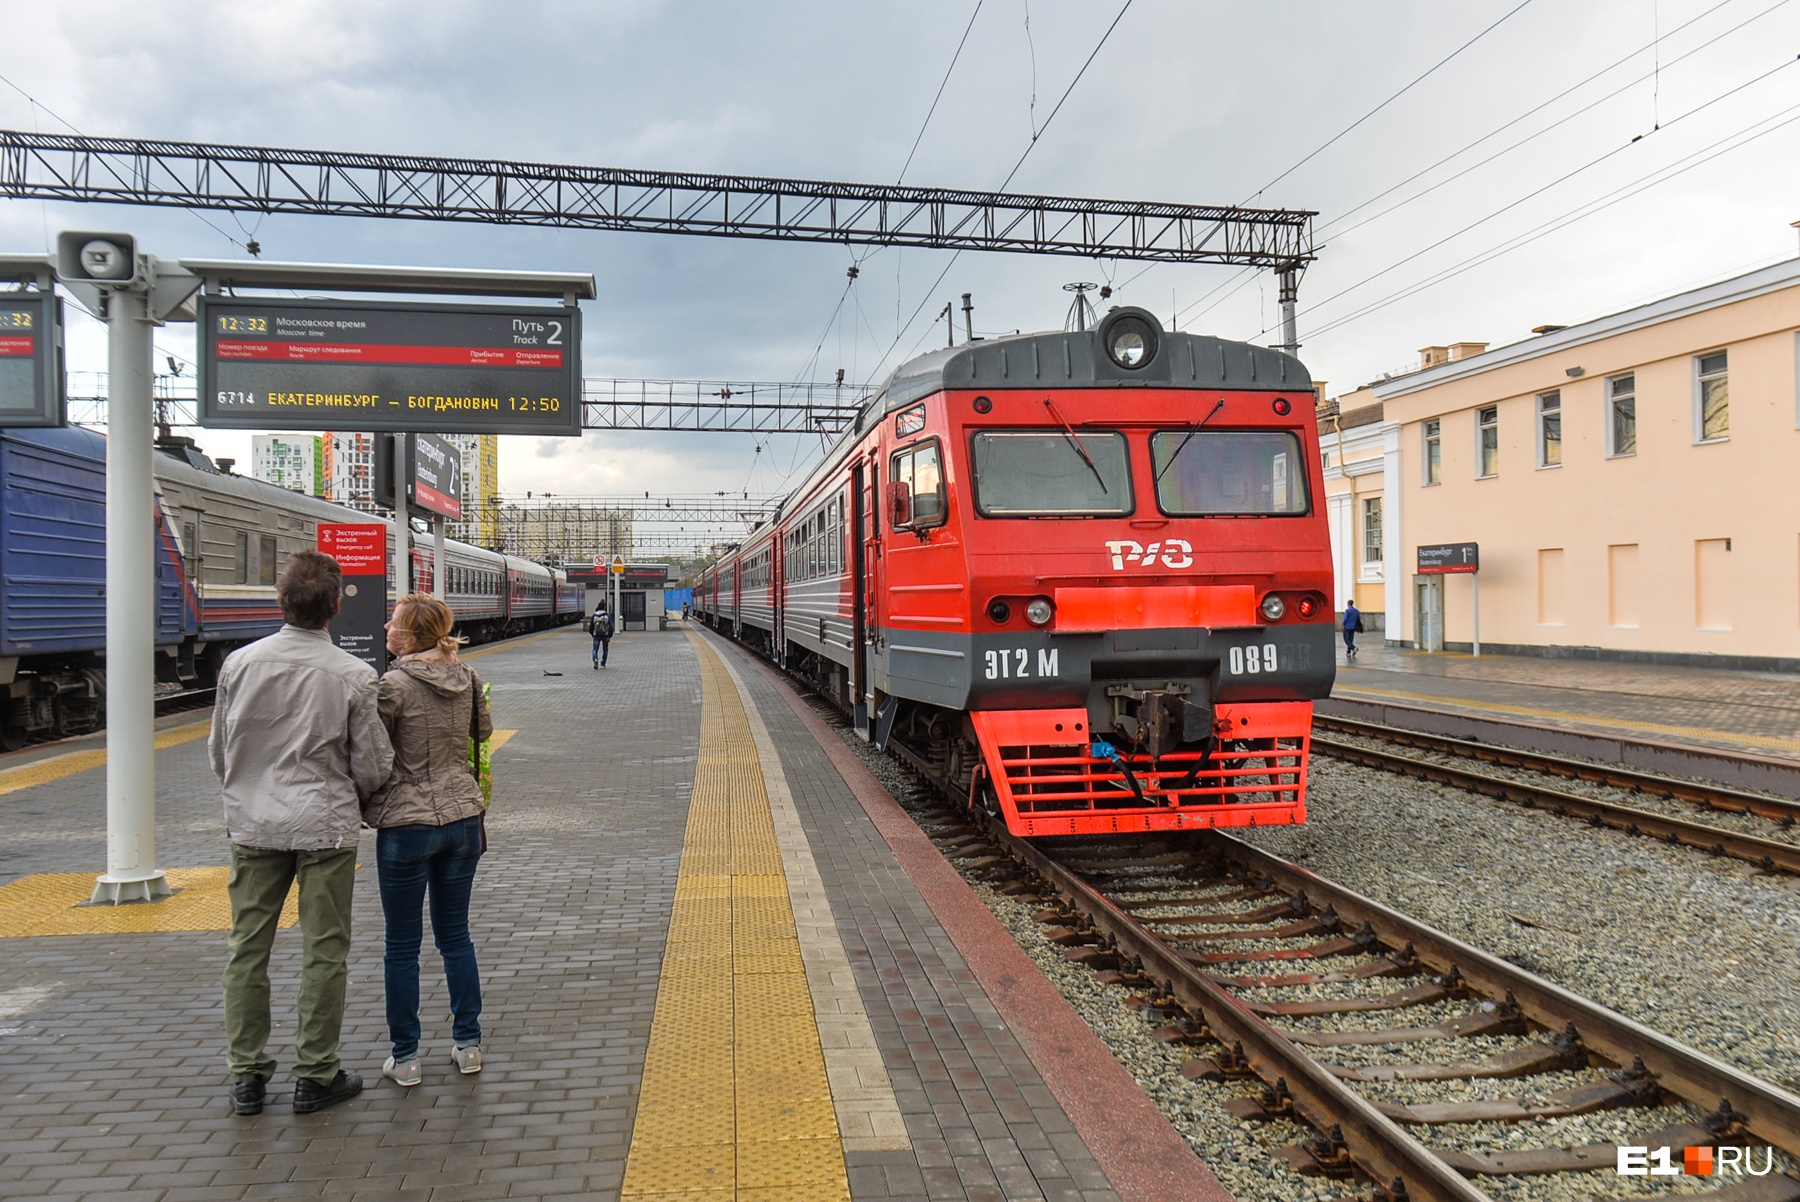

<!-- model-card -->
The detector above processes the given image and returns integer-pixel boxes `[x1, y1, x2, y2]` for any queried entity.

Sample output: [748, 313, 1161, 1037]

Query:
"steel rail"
[1315, 714, 1800, 827]
[996, 824, 1493, 1202]
[1312, 734, 1800, 876]
[1213, 832, 1800, 1158]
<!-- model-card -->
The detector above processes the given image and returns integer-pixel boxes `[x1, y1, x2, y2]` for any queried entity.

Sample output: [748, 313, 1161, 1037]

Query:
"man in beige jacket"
[210, 550, 393, 1116]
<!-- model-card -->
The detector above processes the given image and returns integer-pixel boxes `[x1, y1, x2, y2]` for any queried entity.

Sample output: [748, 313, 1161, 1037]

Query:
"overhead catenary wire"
[1167, 0, 1787, 336]
[1299, 100, 1800, 341]
[1258, 53, 1800, 336]
[866, 0, 1137, 387]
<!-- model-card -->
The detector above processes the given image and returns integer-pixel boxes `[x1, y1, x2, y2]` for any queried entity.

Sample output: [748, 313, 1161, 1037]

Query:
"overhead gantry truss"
[71, 377, 863, 434]
[0, 131, 1316, 267]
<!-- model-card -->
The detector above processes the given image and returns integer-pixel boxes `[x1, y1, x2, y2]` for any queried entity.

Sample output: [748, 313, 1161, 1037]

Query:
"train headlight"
[1259, 594, 1286, 623]
[1097, 306, 1163, 370]
[1025, 597, 1054, 625]
[986, 599, 1012, 623]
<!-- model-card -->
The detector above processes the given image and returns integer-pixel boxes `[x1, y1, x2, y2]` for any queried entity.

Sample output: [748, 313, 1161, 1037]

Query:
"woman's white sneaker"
[383, 1056, 422, 1087]
[451, 1044, 482, 1074]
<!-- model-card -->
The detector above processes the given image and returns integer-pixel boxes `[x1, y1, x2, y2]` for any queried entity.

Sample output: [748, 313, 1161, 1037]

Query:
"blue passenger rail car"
[0, 428, 579, 750]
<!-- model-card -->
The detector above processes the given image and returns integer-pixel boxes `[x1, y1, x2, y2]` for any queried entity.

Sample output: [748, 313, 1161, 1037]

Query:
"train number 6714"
[1228, 644, 1280, 675]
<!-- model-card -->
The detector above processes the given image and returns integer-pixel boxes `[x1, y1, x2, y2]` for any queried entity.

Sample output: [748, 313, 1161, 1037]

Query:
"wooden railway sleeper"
[1248, 968, 1469, 1017]
[1163, 906, 1338, 941]
[1286, 991, 1525, 1048]
[1183, 926, 1380, 966]
[1223, 1076, 1297, 1121]
[1180, 1039, 1258, 1082]
[1130, 891, 1309, 926]
[1329, 1023, 1588, 1083]
[1375, 1057, 1662, 1126]
[1210, 941, 1422, 989]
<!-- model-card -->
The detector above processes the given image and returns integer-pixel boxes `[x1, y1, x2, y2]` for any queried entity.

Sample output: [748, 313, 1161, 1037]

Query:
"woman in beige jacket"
[366, 594, 493, 1088]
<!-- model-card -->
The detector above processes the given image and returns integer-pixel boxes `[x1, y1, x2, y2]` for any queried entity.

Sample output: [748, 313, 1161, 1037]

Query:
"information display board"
[409, 432, 463, 520]
[1417, 542, 1480, 575]
[0, 291, 65, 428]
[375, 431, 465, 520]
[197, 296, 581, 435]
[319, 522, 390, 673]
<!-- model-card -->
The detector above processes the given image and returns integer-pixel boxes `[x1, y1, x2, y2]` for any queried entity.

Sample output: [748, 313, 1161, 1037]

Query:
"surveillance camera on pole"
[54, 231, 198, 906]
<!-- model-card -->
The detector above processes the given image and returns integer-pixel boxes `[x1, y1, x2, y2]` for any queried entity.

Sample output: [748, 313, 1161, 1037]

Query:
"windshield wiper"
[1041, 398, 1108, 495]
[1155, 398, 1226, 483]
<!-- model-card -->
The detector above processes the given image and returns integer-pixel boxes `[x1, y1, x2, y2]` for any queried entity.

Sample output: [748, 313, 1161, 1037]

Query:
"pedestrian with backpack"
[1342, 600, 1363, 659]
[589, 601, 613, 669]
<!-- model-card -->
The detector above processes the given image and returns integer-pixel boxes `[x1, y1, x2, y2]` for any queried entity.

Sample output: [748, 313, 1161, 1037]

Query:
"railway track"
[926, 816, 1800, 1202]
[1311, 716, 1800, 877]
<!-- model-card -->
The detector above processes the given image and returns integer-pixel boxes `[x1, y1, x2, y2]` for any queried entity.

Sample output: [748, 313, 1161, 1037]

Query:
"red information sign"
[318, 523, 388, 574]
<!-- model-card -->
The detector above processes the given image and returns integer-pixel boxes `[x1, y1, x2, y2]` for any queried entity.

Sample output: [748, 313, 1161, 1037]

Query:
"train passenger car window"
[258, 536, 278, 586]
[234, 531, 249, 584]
[970, 431, 1131, 516]
[889, 441, 946, 528]
[1151, 430, 1311, 516]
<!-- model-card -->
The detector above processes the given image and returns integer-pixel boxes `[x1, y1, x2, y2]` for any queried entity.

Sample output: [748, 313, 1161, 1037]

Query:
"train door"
[855, 452, 884, 736]
[1414, 577, 1444, 652]
[850, 460, 869, 734]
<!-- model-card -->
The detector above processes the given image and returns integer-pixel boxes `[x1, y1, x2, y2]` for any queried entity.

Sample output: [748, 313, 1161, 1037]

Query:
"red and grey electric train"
[695, 307, 1334, 837]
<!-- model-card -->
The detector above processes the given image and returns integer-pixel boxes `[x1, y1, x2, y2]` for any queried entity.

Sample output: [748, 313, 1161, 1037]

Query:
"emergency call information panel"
[197, 297, 581, 435]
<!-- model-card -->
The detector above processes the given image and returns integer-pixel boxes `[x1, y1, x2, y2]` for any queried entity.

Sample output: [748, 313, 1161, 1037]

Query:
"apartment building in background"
[249, 435, 321, 496]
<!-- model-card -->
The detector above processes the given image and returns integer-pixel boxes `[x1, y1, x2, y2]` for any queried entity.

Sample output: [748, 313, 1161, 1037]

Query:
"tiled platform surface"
[1335, 641, 1800, 759]
[0, 625, 1195, 1201]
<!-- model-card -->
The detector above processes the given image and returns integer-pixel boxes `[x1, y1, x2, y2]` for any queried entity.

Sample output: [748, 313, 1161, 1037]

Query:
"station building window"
[1422, 419, 1441, 485]
[1361, 497, 1383, 572]
[1536, 391, 1561, 468]
[1696, 351, 1728, 442]
[1476, 406, 1499, 478]
[1607, 374, 1636, 457]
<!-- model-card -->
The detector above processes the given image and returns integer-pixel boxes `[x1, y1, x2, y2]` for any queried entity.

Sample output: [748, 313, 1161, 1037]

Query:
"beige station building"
[1317, 254, 1800, 669]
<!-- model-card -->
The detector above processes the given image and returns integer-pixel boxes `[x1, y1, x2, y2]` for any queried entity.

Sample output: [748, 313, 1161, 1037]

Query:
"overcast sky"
[4, 0, 1796, 550]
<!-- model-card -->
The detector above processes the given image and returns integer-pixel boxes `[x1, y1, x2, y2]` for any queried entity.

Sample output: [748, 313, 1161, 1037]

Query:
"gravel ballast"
[823, 707, 1800, 1202]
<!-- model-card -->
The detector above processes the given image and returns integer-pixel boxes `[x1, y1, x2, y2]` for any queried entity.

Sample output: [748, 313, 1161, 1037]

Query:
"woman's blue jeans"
[376, 816, 483, 1062]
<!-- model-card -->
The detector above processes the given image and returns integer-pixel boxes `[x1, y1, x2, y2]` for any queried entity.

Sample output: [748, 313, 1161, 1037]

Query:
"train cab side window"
[890, 441, 946, 529]
[234, 531, 249, 585]
[259, 536, 278, 586]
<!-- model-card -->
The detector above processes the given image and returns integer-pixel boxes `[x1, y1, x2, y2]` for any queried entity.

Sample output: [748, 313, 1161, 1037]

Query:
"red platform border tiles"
[739, 649, 1235, 1202]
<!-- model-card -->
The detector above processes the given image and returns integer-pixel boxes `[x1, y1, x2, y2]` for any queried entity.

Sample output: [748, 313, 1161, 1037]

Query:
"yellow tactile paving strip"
[0, 720, 211, 798]
[0, 725, 518, 938]
[621, 637, 850, 1202]
[1335, 684, 1800, 754]
[0, 867, 300, 937]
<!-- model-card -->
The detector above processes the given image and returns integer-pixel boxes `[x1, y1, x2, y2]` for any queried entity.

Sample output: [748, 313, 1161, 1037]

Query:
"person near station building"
[589, 599, 614, 668]
[366, 594, 493, 1088]
[210, 549, 393, 1117]
[1342, 599, 1363, 659]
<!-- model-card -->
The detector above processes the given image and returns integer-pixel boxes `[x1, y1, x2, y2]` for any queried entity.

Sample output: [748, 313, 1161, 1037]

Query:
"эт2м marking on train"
[696, 306, 1337, 837]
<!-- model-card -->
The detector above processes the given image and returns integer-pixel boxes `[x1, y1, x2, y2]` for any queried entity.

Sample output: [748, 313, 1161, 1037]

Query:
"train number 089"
[1228, 644, 1280, 675]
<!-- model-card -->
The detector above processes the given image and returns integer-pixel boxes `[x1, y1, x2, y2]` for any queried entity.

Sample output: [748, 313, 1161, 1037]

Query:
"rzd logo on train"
[1105, 539, 1193, 570]
[1616, 1145, 1774, 1176]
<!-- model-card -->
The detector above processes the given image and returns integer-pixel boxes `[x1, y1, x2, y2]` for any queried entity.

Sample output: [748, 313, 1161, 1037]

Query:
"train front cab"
[863, 311, 1335, 838]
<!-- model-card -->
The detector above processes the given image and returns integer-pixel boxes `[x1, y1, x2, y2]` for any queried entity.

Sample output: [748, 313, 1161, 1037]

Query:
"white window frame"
[1606, 373, 1636, 458]
[1694, 349, 1729, 443]
[1359, 496, 1384, 581]
[1535, 391, 1562, 469]
[1421, 419, 1441, 486]
[1475, 406, 1499, 479]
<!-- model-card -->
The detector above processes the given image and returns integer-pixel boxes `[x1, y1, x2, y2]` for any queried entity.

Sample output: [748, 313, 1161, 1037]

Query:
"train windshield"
[1151, 430, 1310, 516]
[970, 431, 1132, 516]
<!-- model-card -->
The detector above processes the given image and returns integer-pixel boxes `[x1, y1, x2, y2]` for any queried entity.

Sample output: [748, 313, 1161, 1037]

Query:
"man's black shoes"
[293, 1070, 363, 1114]
[230, 1074, 267, 1116]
